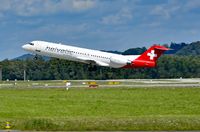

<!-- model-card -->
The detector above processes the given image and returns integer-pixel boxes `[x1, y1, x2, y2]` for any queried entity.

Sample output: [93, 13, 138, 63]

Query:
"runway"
[29, 78, 200, 88]
[0, 78, 200, 89]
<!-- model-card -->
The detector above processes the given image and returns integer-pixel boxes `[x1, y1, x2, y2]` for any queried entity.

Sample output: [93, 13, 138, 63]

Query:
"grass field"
[0, 86, 200, 130]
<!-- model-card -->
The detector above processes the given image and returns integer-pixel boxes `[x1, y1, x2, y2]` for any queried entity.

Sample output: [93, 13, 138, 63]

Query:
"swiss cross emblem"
[147, 50, 157, 60]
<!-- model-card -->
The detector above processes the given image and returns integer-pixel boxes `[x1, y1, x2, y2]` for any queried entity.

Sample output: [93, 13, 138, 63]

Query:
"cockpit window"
[28, 42, 34, 46]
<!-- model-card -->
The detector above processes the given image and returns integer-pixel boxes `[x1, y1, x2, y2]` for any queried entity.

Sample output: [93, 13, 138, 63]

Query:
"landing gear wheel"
[34, 55, 38, 60]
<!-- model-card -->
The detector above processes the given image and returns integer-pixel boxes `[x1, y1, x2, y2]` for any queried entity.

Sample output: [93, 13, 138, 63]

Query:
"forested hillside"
[176, 41, 200, 55]
[1, 55, 200, 80]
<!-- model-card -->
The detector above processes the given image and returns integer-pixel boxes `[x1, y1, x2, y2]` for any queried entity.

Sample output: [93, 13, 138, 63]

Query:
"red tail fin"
[127, 45, 169, 68]
[136, 45, 169, 62]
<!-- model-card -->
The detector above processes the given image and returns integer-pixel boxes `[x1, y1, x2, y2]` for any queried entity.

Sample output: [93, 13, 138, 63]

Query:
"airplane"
[22, 41, 169, 69]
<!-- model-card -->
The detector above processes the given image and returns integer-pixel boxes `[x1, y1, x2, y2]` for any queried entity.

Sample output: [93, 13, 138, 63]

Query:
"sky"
[0, 0, 200, 60]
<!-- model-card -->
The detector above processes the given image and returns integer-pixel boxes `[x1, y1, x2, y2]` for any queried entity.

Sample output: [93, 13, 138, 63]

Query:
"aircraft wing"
[76, 56, 109, 67]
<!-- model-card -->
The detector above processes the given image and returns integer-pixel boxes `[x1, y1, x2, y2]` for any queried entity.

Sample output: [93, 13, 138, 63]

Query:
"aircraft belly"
[38, 50, 74, 61]
[109, 62, 125, 68]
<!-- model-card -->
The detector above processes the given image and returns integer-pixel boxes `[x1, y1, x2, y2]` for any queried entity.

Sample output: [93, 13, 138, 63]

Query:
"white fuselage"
[22, 41, 139, 68]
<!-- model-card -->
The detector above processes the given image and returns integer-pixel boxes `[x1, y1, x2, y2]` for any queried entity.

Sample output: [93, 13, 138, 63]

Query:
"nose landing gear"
[34, 55, 38, 60]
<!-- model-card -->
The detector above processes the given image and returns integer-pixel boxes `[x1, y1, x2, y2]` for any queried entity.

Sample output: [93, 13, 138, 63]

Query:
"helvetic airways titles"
[45, 46, 71, 54]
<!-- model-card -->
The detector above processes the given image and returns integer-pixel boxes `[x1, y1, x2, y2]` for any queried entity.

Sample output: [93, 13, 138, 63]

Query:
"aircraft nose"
[22, 44, 30, 50]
